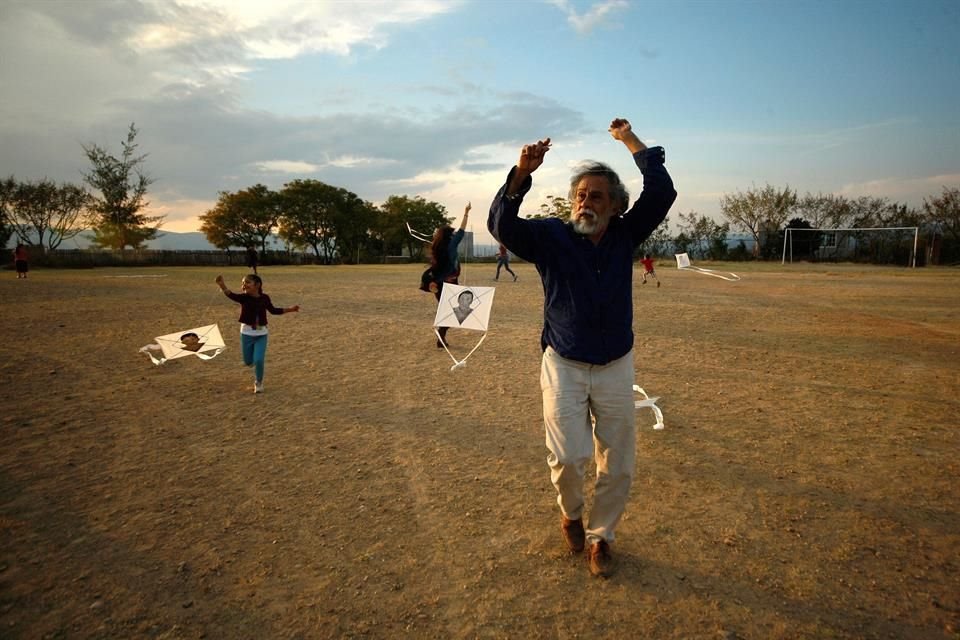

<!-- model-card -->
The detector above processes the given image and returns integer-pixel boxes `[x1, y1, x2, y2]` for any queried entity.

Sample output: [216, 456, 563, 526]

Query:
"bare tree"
[637, 215, 672, 258]
[795, 192, 853, 228]
[531, 195, 572, 221]
[923, 186, 960, 245]
[675, 210, 730, 259]
[720, 184, 796, 258]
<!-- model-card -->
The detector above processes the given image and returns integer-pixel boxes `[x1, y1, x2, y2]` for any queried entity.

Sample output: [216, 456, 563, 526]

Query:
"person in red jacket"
[640, 254, 660, 287]
[13, 244, 28, 279]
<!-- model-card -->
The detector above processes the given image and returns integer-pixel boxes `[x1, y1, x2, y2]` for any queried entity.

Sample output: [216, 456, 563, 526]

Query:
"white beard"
[573, 209, 599, 235]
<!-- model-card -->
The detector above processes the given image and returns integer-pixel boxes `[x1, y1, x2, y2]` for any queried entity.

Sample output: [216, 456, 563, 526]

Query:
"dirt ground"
[1, 261, 958, 639]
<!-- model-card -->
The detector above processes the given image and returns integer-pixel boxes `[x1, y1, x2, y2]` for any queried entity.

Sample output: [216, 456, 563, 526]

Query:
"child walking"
[640, 254, 660, 287]
[13, 244, 28, 279]
[215, 273, 300, 394]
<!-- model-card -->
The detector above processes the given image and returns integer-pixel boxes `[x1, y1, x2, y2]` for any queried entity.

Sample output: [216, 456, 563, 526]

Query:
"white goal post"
[781, 226, 919, 268]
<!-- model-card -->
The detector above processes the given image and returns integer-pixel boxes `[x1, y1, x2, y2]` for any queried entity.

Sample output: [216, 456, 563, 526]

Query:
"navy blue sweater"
[488, 147, 676, 365]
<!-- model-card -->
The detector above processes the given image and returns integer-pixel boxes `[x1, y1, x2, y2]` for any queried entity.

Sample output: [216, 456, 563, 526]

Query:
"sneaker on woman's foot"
[254, 381, 264, 394]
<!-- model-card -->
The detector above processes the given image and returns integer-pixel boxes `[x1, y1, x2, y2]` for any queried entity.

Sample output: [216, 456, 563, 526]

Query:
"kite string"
[194, 283, 226, 341]
[139, 278, 227, 364]
[673, 254, 740, 281]
[435, 328, 487, 370]
[679, 265, 741, 281]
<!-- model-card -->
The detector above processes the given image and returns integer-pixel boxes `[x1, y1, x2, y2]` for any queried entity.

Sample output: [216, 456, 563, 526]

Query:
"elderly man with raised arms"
[488, 118, 677, 577]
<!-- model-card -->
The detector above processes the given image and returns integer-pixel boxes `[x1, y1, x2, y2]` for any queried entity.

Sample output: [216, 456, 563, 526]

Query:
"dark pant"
[433, 281, 457, 342]
[496, 258, 515, 279]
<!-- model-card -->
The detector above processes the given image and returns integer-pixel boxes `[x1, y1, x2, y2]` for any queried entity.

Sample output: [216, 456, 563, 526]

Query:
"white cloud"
[838, 173, 960, 203]
[253, 156, 400, 173]
[324, 155, 399, 169]
[254, 160, 322, 174]
[0, 0, 587, 244]
[547, 0, 629, 34]
[0, 0, 462, 111]
[135, 0, 459, 61]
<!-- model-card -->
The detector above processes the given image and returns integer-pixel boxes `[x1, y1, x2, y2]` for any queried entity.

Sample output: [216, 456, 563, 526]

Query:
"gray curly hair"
[568, 161, 630, 215]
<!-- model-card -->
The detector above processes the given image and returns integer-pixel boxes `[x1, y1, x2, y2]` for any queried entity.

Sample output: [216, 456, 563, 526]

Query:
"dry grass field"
[1, 261, 958, 639]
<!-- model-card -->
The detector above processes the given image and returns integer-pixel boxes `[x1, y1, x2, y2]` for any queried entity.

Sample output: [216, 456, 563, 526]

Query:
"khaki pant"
[540, 347, 636, 545]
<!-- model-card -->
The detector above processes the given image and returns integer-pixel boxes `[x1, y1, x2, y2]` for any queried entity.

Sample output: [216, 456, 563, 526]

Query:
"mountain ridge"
[8, 230, 279, 251]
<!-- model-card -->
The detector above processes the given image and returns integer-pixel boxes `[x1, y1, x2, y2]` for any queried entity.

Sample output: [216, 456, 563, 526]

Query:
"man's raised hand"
[608, 118, 646, 153]
[506, 137, 551, 196]
[518, 138, 551, 174]
[608, 118, 632, 141]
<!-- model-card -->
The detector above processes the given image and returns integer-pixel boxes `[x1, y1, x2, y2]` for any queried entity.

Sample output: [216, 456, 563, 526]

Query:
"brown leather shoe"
[561, 517, 585, 553]
[588, 540, 613, 578]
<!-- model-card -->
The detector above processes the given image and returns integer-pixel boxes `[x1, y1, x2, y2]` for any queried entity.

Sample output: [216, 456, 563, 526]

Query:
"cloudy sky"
[2, 0, 958, 244]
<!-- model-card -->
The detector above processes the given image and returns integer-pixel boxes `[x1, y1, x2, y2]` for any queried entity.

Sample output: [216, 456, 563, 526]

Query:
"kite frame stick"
[435, 329, 488, 371]
[140, 345, 165, 365]
[406, 222, 433, 244]
[633, 384, 665, 430]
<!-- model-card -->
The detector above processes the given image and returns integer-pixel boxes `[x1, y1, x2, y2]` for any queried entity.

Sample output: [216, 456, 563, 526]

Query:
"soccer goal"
[781, 226, 919, 267]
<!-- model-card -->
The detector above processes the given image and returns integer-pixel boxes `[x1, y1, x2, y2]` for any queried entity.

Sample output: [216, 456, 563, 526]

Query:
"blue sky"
[1, 0, 958, 244]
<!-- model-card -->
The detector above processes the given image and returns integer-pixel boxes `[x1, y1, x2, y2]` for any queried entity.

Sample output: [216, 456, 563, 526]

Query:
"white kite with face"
[140, 324, 226, 365]
[433, 284, 494, 332]
[432, 283, 496, 370]
[674, 252, 741, 281]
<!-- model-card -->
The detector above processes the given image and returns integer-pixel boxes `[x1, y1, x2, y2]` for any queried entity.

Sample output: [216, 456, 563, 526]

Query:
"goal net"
[781, 226, 918, 267]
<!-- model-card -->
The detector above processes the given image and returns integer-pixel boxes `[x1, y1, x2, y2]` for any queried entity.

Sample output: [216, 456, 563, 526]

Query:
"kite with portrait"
[139, 324, 226, 365]
[432, 283, 496, 370]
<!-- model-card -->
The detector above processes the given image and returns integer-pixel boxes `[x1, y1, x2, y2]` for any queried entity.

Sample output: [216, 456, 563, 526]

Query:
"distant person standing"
[245, 246, 259, 274]
[640, 254, 660, 287]
[494, 244, 517, 281]
[13, 244, 28, 279]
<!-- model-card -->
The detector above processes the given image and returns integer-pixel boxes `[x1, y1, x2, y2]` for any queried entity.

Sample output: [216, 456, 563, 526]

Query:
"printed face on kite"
[457, 290, 474, 311]
[179, 333, 202, 352]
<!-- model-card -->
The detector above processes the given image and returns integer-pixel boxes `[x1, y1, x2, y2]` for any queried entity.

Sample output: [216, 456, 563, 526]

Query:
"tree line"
[0, 124, 451, 264]
[198, 184, 448, 264]
[534, 183, 959, 264]
[1, 124, 161, 252]
[3, 124, 959, 265]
